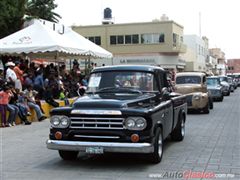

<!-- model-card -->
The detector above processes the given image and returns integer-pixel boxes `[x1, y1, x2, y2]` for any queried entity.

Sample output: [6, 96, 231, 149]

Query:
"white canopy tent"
[0, 21, 86, 57]
[0, 20, 113, 59]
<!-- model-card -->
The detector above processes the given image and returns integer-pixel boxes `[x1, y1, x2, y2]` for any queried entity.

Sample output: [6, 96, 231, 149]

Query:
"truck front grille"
[70, 117, 124, 130]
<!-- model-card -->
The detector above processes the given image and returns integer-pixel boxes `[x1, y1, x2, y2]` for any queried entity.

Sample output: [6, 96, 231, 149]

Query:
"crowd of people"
[0, 57, 88, 128]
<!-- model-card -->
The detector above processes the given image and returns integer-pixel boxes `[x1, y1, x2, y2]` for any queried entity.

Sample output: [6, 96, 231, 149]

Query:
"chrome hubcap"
[158, 133, 163, 157]
[181, 120, 185, 136]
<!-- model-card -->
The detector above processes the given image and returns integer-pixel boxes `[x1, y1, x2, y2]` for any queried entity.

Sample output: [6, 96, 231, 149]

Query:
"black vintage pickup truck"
[46, 65, 187, 163]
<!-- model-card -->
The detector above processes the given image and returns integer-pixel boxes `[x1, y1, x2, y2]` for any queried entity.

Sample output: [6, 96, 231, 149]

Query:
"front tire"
[203, 102, 210, 114]
[59, 150, 79, 160]
[219, 95, 224, 102]
[147, 128, 163, 164]
[209, 98, 213, 109]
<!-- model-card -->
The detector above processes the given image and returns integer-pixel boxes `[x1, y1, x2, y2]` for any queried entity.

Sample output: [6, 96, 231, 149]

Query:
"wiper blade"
[95, 87, 143, 94]
[95, 87, 118, 93]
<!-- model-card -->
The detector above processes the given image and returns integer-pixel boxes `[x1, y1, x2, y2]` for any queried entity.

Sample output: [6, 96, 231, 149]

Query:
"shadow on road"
[36, 138, 179, 171]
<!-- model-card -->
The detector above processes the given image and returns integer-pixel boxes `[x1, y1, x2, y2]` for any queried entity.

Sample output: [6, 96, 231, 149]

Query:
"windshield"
[207, 78, 219, 86]
[219, 76, 228, 82]
[176, 76, 201, 84]
[87, 71, 157, 93]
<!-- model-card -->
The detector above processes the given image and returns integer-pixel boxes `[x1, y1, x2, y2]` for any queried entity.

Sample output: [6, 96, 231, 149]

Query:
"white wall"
[183, 35, 207, 71]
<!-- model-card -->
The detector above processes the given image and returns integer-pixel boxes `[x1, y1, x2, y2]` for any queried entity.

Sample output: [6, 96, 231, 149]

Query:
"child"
[59, 87, 69, 106]
[0, 86, 11, 127]
[24, 84, 46, 121]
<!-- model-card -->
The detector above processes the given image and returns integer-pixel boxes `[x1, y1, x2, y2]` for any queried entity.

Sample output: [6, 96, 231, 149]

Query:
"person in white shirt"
[5, 62, 17, 87]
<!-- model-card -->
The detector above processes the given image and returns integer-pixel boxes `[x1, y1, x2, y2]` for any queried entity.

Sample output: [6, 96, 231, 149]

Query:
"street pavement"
[0, 89, 240, 180]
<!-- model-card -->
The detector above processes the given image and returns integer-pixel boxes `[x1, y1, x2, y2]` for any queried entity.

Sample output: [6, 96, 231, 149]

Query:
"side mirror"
[161, 87, 170, 101]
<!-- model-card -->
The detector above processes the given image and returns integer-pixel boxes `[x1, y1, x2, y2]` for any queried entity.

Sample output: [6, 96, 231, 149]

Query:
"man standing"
[13, 61, 24, 91]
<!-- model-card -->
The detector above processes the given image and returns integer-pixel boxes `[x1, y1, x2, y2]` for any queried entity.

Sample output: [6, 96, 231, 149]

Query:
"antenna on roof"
[199, 12, 202, 37]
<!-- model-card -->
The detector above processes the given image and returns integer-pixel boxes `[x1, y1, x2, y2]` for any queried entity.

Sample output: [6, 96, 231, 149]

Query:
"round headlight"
[126, 119, 135, 128]
[136, 118, 146, 129]
[125, 117, 147, 130]
[193, 94, 201, 100]
[50, 116, 60, 126]
[60, 116, 70, 127]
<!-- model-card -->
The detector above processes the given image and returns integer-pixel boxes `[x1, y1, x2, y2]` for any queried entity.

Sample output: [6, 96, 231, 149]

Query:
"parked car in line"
[219, 76, 230, 96]
[46, 65, 187, 164]
[232, 73, 240, 87]
[227, 75, 238, 89]
[207, 76, 224, 101]
[175, 72, 213, 114]
[227, 77, 235, 92]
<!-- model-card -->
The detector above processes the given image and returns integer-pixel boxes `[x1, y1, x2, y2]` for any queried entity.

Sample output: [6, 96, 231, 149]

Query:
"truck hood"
[175, 84, 204, 94]
[72, 93, 156, 109]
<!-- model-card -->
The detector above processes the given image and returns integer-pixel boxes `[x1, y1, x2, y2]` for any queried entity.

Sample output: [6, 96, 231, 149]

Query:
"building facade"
[73, 20, 187, 72]
[209, 48, 226, 75]
[227, 59, 240, 74]
[182, 35, 209, 72]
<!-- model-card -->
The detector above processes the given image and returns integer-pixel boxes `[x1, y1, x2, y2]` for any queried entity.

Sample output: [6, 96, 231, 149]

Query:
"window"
[125, 35, 132, 44]
[87, 71, 157, 92]
[110, 36, 117, 45]
[153, 34, 160, 43]
[141, 33, 165, 44]
[95, 36, 101, 45]
[176, 76, 201, 84]
[117, 35, 124, 44]
[159, 34, 165, 42]
[173, 33, 178, 46]
[87, 36, 101, 45]
[110, 34, 139, 45]
[141, 34, 152, 44]
[207, 78, 220, 86]
[132, 34, 139, 44]
[88, 37, 94, 42]
[203, 76, 206, 84]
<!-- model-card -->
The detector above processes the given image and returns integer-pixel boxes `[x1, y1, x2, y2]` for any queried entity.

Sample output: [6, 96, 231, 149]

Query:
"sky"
[54, 0, 240, 59]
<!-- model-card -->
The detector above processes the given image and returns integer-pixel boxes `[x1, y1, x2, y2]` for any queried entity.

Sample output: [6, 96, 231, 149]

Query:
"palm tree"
[25, 0, 61, 23]
[0, 0, 61, 39]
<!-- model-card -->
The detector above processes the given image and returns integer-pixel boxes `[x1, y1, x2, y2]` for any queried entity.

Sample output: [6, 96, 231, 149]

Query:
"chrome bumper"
[46, 140, 154, 153]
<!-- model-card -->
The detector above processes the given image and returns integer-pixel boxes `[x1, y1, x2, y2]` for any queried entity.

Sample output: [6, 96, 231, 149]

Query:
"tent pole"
[84, 58, 87, 75]
[55, 51, 59, 74]
[87, 55, 90, 75]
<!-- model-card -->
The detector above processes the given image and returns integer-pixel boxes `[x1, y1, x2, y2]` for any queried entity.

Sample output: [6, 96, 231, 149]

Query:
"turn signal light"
[131, 134, 139, 143]
[55, 131, 62, 140]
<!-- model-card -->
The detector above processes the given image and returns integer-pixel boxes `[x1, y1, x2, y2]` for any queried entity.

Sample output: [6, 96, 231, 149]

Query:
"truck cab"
[46, 65, 187, 163]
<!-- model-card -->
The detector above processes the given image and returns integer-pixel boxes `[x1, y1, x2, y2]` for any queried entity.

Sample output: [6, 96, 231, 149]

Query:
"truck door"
[157, 70, 174, 138]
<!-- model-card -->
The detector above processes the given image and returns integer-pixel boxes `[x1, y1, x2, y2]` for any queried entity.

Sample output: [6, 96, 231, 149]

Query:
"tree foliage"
[0, 0, 26, 39]
[25, 0, 61, 23]
[0, 0, 61, 39]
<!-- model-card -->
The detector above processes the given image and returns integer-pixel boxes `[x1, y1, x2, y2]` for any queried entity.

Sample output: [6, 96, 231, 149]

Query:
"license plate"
[86, 147, 104, 154]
